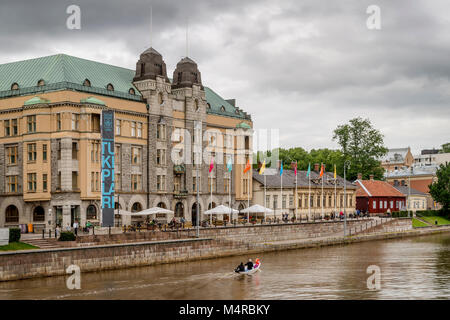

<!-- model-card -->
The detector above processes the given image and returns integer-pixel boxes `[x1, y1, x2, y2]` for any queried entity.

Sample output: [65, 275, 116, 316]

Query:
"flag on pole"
[227, 157, 233, 172]
[259, 160, 266, 175]
[292, 161, 297, 176]
[279, 161, 283, 176]
[334, 164, 337, 179]
[243, 159, 251, 173]
[319, 163, 324, 177]
[306, 163, 311, 177]
[209, 156, 214, 173]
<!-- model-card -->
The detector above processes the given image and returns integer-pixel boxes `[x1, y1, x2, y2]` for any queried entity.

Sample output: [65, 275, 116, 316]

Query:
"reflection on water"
[0, 233, 449, 300]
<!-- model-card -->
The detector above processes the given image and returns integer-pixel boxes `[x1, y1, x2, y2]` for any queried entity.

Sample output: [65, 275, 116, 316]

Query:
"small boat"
[234, 259, 261, 275]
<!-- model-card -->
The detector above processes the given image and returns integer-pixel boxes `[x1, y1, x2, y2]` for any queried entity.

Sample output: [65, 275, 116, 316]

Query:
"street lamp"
[343, 160, 351, 237]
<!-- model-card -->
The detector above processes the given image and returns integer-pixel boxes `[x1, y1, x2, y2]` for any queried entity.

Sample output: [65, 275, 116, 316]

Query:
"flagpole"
[247, 170, 250, 223]
[295, 162, 298, 220]
[334, 165, 337, 219]
[321, 164, 324, 220]
[210, 170, 212, 226]
[229, 169, 232, 222]
[280, 167, 283, 222]
[264, 172, 266, 222]
[308, 164, 311, 221]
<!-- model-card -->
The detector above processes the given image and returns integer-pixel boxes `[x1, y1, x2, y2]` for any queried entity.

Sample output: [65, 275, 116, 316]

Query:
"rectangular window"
[131, 121, 136, 137]
[27, 143, 37, 162]
[12, 119, 18, 136]
[282, 195, 287, 209]
[91, 141, 100, 162]
[56, 114, 61, 131]
[137, 122, 142, 138]
[390, 201, 394, 209]
[193, 176, 201, 192]
[132, 174, 142, 191]
[156, 175, 165, 191]
[4, 120, 10, 136]
[71, 113, 79, 130]
[208, 177, 216, 192]
[91, 172, 95, 191]
[132, 147, 141, 165]
[91, 114, 100, 132]
[174, 176, 181, 192]
[156, 149, 166, 166]
[72, 171, 78, 190]
[298, 195, 303, 208]
[27, 173, 37, 192]
[289, 195, 294, 207]
[27, 115, 36, 133]
[266, 195, 270, 207]
[373, 201, 377, 209]
[384, 201, 387, 209]
[157, 124, 166, 140]
[224, 178, 230, 193]
[58, 172, 61, 190]
[95, 172, 99, 191]
[273, 195, 278, 209]
[7, 176, 18, 193]
[72, 142, 78, 159]
[6, 146, 17, 165]
[116, 119, 121, 135]
[42, 144, 47, 162]
[43, 174, 48, 192]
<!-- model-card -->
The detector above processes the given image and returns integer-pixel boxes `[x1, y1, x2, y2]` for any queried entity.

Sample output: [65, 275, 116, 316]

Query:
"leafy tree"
[429, 163, 450, 213]
[441, 142, 450, 153]
[332, 117, 387, 181]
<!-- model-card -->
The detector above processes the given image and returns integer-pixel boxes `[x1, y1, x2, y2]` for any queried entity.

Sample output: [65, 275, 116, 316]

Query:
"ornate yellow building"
[0, 50, 252, 230]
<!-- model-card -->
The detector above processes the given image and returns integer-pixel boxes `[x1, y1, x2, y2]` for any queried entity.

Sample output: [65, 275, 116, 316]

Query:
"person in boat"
[235, 262, 245, 272]
[246, 259, 254, 270]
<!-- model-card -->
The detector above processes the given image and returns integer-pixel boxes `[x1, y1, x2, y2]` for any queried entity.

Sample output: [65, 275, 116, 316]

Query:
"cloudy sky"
[1, 0, 449, 154]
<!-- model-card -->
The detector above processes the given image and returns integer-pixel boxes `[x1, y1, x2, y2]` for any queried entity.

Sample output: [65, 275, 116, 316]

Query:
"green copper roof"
[24, 96, 50, 106]
[236, 121, 251, 129]
[80, 96, 105, 105]
[0, 54, 141, 101]
[0, 54, 251, 120]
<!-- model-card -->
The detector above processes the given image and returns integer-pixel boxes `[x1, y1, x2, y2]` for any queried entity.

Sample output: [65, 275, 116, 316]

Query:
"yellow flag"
[334, 164, 336, 179]
[259, 160, 266, 175]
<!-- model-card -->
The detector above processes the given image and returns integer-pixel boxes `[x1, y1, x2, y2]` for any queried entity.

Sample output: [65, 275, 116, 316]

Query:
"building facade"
[393, 186, 429, 212]
[0, 50, 253, 230]
[252, 164, 357, 219]
[381, 147, 414, 173]
[355, 178, 406, 214]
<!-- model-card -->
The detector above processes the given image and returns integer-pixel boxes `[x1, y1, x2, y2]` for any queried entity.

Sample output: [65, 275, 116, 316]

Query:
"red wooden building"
[356, 179, 406, 214]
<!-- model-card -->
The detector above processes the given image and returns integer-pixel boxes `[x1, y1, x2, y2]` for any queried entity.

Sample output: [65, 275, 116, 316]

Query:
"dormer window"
[11, 83, 19, 90]
[107, 83, 114, 91]
[207, 103, 211, 109]
[129, 88, 136, 95]
[37, 79, 45, 87]
[220, 106, 225, 112]
[83, 79, 91, 87]
[235, 109, 240, 114]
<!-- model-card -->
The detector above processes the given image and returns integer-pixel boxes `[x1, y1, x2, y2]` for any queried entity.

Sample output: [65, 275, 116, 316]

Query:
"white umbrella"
[240, 204, 274, 221]
[138, 207, 174, 215]
[114, 209, 134, 216]
[204, 205, 238, 223]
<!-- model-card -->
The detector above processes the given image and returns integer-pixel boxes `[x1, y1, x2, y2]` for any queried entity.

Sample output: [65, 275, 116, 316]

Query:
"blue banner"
[101, 110, 115, 227]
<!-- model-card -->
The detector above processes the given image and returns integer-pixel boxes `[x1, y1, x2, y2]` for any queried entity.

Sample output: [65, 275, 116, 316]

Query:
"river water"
[0, 233, 449, 300]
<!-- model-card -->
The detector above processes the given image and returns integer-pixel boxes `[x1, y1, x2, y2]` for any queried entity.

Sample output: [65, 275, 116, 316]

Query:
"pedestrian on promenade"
[73, 220, 79, 236]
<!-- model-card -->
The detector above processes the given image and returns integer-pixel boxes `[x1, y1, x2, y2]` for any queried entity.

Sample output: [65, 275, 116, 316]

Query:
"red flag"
[243, 159, 251, 173]
[209, 157, 214, 173]
[319, 163, 324, 177]
[292, 161, 297, 176]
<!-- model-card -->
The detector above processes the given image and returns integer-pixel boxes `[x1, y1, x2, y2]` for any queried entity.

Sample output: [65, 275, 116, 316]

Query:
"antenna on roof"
[186, 17, 189, 57]
[150, 5, 153, 48]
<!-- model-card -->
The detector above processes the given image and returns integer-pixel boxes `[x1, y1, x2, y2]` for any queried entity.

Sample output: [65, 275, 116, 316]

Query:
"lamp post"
[343, 160, 351, 237]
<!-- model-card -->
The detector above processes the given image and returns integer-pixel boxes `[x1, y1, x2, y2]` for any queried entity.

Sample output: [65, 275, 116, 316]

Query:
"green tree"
[441, 142, 450, 153]
[429, 163, 450, 213]
[332, 117, 387, 181]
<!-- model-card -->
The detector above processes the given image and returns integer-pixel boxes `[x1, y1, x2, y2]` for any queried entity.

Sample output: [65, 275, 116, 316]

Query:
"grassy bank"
[419, 216, 450, 226]
[412, 218, 429, 228]
[0, 242, 38, 251]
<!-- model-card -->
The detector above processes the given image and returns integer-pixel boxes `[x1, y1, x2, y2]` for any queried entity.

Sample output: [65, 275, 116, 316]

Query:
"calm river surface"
[1, 233, 449, 300]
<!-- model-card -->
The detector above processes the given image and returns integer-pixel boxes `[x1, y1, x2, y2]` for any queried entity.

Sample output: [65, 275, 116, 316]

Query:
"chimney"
[369, 174, 374, 181]
[314, 163, 320, 172]
[357, 173, 362, 180]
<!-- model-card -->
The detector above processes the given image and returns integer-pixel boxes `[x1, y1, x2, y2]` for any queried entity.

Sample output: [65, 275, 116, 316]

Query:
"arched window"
[5, 205, 19, 223]
[206, 103, 211, 109]
[175, 202, 184, 218]
[83, 79, 91, 87]
[106, 83, 114, 91]
[157, 202, 166, 209]
[208, 202, 216, 210]
[37, 79, 45, 87]
[86, 205, 97, 220]
[220, 106, 225, 112]
[11, 83, 19, 90]
[128, 88, 135, 95]
[131, 202, 142, 212]
[33, 206, 45, 222]
[158, 92, 164, 106]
